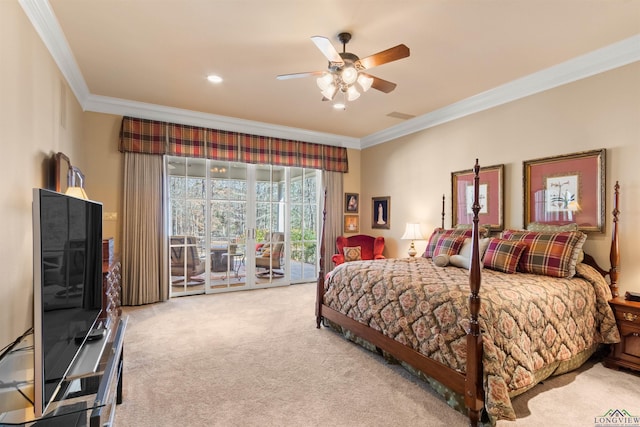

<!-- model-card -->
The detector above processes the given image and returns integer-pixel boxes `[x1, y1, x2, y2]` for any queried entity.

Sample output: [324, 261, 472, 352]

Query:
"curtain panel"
[321, 172, 343, 275]
[121, 152, 168, 305]
[119, 116, 348, 172]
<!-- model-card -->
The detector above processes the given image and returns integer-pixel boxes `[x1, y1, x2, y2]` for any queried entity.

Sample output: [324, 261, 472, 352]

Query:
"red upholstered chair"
[332, 234, 385, 266]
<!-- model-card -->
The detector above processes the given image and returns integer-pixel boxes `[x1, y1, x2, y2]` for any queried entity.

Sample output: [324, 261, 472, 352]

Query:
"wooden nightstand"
[604, 297, 640, 372]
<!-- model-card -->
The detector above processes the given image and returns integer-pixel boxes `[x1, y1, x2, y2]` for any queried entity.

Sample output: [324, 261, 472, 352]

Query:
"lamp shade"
[316, 73, 333, 90]
[401, 223, 424, 240]
[341, 66, 358, 85]
[346, 85, 360, 101]
[357, 74, 374, 92]
[65, 164, 88, 199]
[65, 186, 88, 200]
[320, 84, 337, 100]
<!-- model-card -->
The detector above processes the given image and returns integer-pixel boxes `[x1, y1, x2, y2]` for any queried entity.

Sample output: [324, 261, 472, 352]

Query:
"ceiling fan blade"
[276, 71, 324, 80]
[363, 74, 397, 93]
[357, 44, 410, 69]
[311, 36, 344, 65]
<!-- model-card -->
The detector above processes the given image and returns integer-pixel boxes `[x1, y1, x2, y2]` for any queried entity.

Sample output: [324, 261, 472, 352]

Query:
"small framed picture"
[344, 193, 359, 213]
[343, 215, 359, 233]
[372, 196, 390, 229]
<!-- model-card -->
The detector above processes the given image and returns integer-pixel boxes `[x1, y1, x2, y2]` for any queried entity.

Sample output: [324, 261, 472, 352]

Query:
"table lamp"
[401, 223, 425, 257]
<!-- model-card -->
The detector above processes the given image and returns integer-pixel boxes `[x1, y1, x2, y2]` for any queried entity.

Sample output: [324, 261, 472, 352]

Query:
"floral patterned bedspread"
[323, 258, 620, 421]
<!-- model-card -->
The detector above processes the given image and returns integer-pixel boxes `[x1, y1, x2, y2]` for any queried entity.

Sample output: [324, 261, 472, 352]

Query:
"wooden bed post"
[465, 159, 484, 426]
[610, 181, 620, 298]
[442, 193, 446, 229]
[316, 190, 327, 328]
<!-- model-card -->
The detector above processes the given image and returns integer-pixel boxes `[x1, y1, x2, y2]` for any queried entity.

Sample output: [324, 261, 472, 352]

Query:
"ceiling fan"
[276, 32, 410, 106]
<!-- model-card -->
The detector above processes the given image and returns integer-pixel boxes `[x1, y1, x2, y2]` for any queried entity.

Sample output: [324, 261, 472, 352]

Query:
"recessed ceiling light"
[207, 74, 223, 83]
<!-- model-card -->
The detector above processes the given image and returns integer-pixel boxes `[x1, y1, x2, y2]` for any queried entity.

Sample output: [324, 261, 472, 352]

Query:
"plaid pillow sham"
[422, 228, 472, 258]
[482, 238, 527, 274]
[432, 235, 466, 257]
[501, 230, 586, 278]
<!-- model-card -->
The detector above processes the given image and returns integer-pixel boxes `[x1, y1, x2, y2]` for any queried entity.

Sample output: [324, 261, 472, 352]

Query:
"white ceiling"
[21, 0, 640, 148]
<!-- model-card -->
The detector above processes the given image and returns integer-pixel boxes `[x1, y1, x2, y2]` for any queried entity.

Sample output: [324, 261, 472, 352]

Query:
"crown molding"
[19, 0, 90, 105]
[20, 0, 639, 150]
[361, 35, 640, 149]
[84, 94, 361, 148]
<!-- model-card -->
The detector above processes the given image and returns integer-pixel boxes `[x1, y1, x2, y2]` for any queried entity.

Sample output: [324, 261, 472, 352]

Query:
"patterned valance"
[119, 117, 166, 154]
[119, 116, 348, 173]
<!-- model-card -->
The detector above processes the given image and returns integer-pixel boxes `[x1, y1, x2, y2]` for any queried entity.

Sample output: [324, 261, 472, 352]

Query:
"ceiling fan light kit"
[341, 66, 358, 85]
[277, 32, 410, 109]
[357, 74, 374, 92]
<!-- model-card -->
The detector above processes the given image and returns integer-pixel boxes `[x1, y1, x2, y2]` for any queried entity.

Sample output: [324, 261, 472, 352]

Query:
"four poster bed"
[315, 160, 621, 426]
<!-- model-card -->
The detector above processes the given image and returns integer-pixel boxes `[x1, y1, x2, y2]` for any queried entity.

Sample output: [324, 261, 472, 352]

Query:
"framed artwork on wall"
[523, 149, 605, 232]
[451, 164, 504, 231]
[343, 215, 359, 233]
[372, 196, 390, 229]
[344, 193, 359, 213]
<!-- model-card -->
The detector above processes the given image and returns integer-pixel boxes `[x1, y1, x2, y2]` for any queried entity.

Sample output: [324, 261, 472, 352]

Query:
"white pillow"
[449, 238, 490, 269]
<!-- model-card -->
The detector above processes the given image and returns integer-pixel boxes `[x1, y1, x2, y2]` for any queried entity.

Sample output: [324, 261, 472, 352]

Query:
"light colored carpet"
[114, 283, 640, 427]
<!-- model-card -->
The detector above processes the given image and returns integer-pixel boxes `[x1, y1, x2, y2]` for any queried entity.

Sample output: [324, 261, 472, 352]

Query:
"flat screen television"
[32, 188, 103, 417]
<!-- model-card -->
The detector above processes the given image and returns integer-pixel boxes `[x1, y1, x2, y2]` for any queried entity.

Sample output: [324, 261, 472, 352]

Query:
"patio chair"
[255, 232, 284, 277]
[170, 236, 205, 283]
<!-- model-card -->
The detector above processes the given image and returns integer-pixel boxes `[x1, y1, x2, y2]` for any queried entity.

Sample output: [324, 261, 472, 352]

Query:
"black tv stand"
[0, 317, 127, 426]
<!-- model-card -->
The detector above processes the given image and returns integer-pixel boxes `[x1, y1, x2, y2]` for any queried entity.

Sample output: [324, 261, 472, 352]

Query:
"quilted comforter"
[323, 258, 620, 422]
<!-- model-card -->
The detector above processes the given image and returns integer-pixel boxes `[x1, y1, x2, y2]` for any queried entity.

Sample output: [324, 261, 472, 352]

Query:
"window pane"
[290, 206, 302, 231]
[210, 179, 229, 200]
[229, 179, 247, 201]
[303, 204, 317, 239]
[186, 200, 205, 241]
[229, 201, 245, 239]
[210, 201, 228, 240]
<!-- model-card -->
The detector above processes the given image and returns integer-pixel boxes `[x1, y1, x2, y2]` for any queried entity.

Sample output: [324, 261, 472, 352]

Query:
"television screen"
[33, 189, 103, 417]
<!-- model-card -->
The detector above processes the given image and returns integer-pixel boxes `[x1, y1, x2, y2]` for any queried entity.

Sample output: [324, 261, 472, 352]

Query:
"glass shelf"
[0, 317, 126, 426]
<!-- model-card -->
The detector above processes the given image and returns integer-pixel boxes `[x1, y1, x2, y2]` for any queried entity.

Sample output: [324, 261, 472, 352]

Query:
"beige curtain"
[121, 152, 168, 305]
[321, 171, 343, 275]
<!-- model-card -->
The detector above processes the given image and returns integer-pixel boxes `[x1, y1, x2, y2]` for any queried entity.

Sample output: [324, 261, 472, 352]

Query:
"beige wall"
[83, 113, 124, 251]
[360, 62, 639, 295]
[344, 148, 361, 196]
[0, 2, 87, 349]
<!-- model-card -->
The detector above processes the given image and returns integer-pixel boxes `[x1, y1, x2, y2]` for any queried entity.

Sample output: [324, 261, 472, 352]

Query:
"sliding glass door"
[208, 161, 249, 291]
[253, 165, 286, 286]
[167, 157, 320, 296]
[168, 157, 207, 296]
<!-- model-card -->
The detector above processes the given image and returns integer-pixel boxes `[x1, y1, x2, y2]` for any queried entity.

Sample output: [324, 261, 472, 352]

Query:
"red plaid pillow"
[483, 238, 527, 274]
[422, 228, 472, 258]
[432, 235, 466, 257]
[501, 230, 586, 278]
